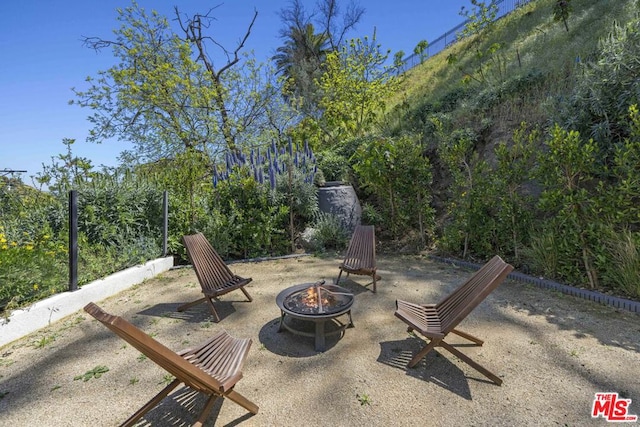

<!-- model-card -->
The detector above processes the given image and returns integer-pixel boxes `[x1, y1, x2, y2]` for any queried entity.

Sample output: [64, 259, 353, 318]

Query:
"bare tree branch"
[280, 0, 363, 51]
[174, 6, 258, 151]
[175, 7, 258, 79]
[81, 36, 123, 52]
[316, 0, 364, 50]
[337, 0, 365, 46]
[278, 0, 312, 37]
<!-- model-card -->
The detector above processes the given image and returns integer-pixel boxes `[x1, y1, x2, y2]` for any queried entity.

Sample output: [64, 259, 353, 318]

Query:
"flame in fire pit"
[300, 284, 331, 312]
[283, 280, 352, 315]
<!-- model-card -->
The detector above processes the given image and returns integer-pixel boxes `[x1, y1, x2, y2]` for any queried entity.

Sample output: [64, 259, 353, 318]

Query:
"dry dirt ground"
[1, 254, 639, 426]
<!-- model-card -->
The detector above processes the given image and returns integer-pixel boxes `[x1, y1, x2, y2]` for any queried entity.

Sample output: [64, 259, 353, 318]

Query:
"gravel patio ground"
[1, 254, 639, 426]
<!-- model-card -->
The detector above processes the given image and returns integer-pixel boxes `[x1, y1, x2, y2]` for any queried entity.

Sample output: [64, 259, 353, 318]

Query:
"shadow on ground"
[139, 299, 254, 324]
[130, 387, 254, 427]
[377, 338, 475, 400]
[257, 316, 352, 357]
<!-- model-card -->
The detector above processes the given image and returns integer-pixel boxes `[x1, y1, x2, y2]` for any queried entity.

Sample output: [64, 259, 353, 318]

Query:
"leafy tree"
[453, 0, 505, 86]
[273, 23, 330, 117]
[392, 50, 405, 74]
[73, 2, 264, 161]
[175, 6, 259, 152]
[275, 0, 364, 117]
[493, 123, 538, 262]
[413, 40, 429, 64]
[314, 34, 402, 146]
[459, 0, 499, 41]
[504, 110, 640, 295]
[553, 0, 572, 32]
[435, 121, 490, 258]
[535, 125, 601, 287]
[353, 135, 434, 243]
[602, 105, 640, 227]
[73, 4, 210, 160]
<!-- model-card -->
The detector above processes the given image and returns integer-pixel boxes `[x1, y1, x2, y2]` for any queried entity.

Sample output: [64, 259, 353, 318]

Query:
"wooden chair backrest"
[84, 302, 224, 393]
[436, 255, 513, 334]
[342, 225, 376, 270]
[183, 233, 235, 293]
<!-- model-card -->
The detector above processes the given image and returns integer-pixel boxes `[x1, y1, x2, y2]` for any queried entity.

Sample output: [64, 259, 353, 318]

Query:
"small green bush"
[311, 212, 349, 251]
[213, 169, 290, 259]
[602, 229, 640, 299]
[361, 203, 383, 227]
[522, 229, 559, 279]
[0, 225, 67, 312]
[317, 150, 349, 182]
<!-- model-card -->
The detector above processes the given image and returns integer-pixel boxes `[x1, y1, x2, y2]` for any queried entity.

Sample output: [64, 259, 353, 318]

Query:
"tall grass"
[604, 230, 640, 299]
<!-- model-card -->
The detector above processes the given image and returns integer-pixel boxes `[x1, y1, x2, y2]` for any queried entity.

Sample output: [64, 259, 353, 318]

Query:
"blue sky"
[0, 1, 469, 183]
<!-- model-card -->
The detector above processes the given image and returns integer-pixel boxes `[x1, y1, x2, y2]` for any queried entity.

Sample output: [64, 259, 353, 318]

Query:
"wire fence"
[392, 0, 536, 74]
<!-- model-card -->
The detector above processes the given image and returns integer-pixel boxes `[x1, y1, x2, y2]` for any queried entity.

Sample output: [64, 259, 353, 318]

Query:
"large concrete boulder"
[317, 182, 361, 233]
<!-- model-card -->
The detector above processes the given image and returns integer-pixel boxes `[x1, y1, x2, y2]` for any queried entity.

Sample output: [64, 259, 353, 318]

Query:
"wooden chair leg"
[336, 269, 344, 284]
[451, 328, 484, 345]
[205, 298, 221, 322]
[440, 341, 502, 385]
[177, 297, 206, 312]
[240, 287, 253, 302]
[224, 389, 260, 414]
[193, 394, 220, 427]
[408, 338, 441, 368]
[120, 379, 181, 427]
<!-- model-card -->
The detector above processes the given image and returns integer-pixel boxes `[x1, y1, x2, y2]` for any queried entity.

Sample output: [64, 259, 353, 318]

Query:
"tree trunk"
[211, 77, 237, 152]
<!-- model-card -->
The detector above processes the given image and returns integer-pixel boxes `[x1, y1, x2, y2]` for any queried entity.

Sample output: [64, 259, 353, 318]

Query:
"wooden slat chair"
[336, 225, 380, 293]
[84, 302, 258, 427]
[180, 233, 253, 322]
[394, 255, 514, 385]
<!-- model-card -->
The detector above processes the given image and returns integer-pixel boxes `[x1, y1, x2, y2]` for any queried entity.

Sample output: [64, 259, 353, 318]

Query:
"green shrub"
[273, 165, 319, 226]
[434, 120, 537, 261]
[361, 203, 384, 227]
[213, 168, 289, 258]
[1, 145, 165, 314]
[602, 229, 640, 299]
[353, 134, 434, 243]
[311, 212, 349, 251]
[76, 170, 163, 247]
[521, 229, 559, 279]
[560, 16, 640, 147]
[194, 208, 234, 260]
[317, 150, 349, 182]
[0, 225, 67, 312]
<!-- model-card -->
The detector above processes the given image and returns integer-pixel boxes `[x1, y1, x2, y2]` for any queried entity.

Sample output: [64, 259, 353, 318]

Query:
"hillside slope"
[368, 0, 640, 299]
[391, 0, 635, 135]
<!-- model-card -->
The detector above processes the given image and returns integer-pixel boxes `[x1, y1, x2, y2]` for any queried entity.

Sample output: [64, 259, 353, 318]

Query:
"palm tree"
[273, 23, 330, 116]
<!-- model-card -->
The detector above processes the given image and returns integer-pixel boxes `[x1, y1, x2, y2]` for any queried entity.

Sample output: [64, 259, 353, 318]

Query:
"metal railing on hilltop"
[393, 0, 535, 74]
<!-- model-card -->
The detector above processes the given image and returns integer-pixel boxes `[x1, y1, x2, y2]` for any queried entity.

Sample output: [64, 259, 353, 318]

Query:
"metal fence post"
[69, 190, 78, 292]
[162, 190, 168, 257]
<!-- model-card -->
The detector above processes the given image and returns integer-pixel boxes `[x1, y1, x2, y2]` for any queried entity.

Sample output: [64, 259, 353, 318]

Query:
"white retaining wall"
[0, 257, 174, 348]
